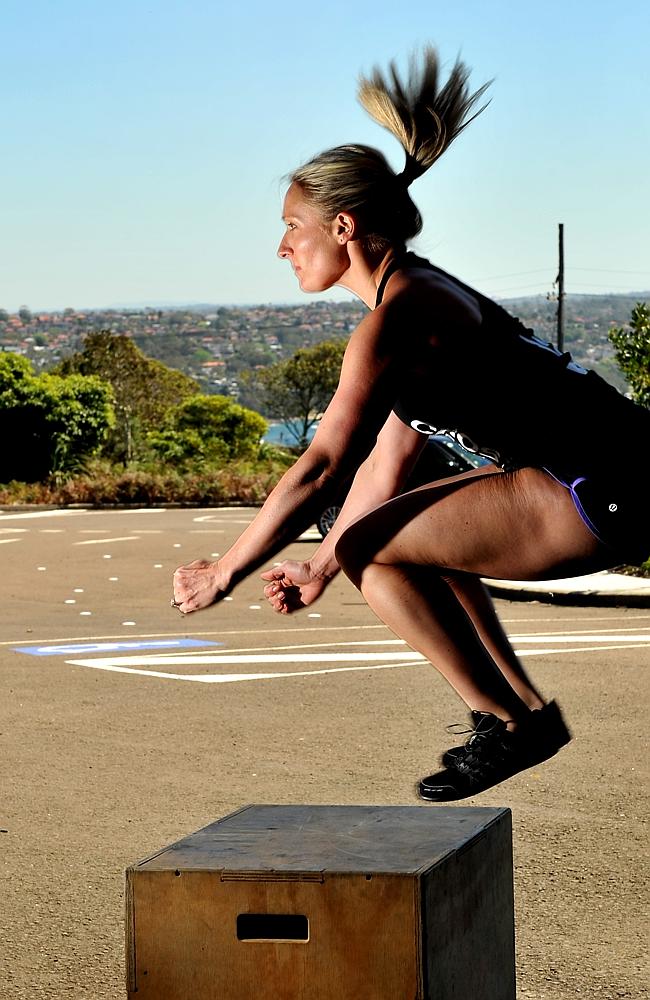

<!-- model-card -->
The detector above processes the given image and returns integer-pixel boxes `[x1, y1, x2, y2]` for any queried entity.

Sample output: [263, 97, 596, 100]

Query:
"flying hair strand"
[357, 46, 492, 185]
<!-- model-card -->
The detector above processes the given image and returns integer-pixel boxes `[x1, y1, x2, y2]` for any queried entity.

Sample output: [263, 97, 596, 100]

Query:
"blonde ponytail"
[358, 47, 491, 186]
[289, 47, 490, 250]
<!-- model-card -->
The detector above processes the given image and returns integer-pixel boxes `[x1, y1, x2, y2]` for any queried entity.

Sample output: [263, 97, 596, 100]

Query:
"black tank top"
[375, 252, 648, 478]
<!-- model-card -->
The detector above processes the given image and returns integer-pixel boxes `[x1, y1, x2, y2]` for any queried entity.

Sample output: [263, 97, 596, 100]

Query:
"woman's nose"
[277, 235, 291, 258]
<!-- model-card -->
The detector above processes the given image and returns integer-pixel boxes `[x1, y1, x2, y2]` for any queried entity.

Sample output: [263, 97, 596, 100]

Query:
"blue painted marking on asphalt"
[14, 638, 223, 656]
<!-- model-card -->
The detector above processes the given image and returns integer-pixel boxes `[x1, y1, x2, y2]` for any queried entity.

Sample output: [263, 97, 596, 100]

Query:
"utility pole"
[557, 223, 565, 352]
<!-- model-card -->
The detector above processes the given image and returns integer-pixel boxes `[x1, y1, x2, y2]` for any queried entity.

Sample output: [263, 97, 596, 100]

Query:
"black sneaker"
[440, 699, 571, 766]
[419, 705, 571, 802]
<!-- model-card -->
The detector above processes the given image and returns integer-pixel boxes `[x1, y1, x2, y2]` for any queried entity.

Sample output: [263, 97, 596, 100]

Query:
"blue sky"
[2, 0, 649, 311]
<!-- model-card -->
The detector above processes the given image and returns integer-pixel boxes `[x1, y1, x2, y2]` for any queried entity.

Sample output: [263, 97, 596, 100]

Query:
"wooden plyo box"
[126, 804, 515, 1000]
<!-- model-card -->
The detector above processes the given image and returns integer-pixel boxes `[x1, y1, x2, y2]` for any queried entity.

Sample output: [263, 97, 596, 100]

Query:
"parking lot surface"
[1, 507, 648, 999]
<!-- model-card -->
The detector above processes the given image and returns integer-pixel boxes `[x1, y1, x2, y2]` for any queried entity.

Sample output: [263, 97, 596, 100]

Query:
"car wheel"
[317, 504, 342, 538]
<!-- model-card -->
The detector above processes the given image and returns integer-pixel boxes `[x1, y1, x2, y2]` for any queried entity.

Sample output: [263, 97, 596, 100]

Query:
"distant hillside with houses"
[1, 289, 647, 405]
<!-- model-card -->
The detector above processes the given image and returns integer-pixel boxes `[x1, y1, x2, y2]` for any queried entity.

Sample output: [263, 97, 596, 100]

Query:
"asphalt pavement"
[1, 505, 648, 1000]
[3, 504, 649, 610]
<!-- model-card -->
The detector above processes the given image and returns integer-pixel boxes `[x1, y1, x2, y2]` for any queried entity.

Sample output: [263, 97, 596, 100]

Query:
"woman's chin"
[297, 274, 330, 294]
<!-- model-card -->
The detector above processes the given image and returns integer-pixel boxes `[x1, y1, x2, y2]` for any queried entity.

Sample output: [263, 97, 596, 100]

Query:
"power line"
[489, 282, 555, 294]
[472, 268, 549, 282]
[569, 267, 650, 275]
[491, 281, 647, 295]
[565, 282, 650, 291]
[472, 266, 648, 286]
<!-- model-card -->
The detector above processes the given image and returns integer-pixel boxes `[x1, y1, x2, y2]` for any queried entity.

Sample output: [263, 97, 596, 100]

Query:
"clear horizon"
[2, 0, 649, 313]
[7, 285, 650, 317]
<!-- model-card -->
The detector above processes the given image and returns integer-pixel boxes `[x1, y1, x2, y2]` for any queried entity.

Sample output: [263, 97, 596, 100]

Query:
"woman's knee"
[335, 518, 375, 587]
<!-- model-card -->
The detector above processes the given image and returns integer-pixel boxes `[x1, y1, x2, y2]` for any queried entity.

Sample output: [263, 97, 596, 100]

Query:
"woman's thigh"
[336, 466, 613, 583]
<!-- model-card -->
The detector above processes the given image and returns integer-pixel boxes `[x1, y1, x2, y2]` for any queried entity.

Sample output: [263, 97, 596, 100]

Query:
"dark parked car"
[316, 434, 490, 537]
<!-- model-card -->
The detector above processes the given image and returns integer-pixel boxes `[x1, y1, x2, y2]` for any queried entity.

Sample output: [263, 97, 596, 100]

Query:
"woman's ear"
[333, 212, 356, 244]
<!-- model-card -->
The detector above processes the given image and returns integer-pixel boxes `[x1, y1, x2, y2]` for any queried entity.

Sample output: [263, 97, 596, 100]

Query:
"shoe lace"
[447, 717, 514, 777]
[446, 716, 503, 748]
[445, 722, 473, 738]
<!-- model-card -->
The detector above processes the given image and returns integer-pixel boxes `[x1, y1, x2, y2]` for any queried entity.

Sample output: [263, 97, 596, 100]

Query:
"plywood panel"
[136, 804, 508, 874]
[128, 870, 420, 1000]
[422, 810, 515, 1000]
[126, 804, 514, 1000]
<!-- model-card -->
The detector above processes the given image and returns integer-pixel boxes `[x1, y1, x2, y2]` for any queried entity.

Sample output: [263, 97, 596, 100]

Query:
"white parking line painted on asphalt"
[72, 651, 429, 667]
[3, 617, 648, 649]
[523, 644, 650, 654]
[63, 628, 650, 684]
[192, 515, 255, 525]
[74, 536, 141, 545]
[511, 633, 650, 644]
[190, 519, 254, 526]
[0, 510, 91, 520]
[111, 509, 166, 514]
[65, 660, 426, 683]
[0, 508, 166, 522]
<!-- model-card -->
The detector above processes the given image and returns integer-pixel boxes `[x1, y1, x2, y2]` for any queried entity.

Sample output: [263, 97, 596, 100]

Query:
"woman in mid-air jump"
[172, 48, 649, 800]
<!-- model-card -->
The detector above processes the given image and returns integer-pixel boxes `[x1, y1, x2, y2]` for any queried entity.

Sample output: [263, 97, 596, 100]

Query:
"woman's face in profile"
[277, 183, 348, 293]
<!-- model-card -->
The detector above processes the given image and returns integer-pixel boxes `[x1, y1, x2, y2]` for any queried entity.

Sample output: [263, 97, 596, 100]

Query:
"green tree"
[0, 353, 114, 482]
[608, 302, 650, 408]
[18, 306, 32, 323]
[147, 395, 267, 467]
[240, 339, 347, 449]
[56, 331, 199, 463]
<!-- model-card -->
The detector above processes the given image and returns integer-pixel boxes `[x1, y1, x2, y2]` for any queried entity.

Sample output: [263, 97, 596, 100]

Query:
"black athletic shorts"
[546, 470, 648, 564]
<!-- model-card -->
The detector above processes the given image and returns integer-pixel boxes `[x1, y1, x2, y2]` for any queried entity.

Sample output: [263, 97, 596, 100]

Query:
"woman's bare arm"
[313, 413, 427, 578]
[260, 412, 427, 613]
[172, 301, 408, 612]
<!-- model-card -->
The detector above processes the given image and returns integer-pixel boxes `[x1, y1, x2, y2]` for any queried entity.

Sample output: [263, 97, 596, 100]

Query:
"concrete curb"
[486, 572, 650, 608]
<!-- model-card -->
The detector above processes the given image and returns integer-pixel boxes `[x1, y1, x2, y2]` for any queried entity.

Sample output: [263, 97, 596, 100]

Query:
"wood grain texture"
[125, 804, 514, 1000]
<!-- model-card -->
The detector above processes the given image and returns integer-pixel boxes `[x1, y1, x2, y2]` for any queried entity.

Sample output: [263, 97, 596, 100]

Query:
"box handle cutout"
[236, 913, 309, 942]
